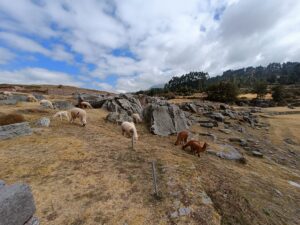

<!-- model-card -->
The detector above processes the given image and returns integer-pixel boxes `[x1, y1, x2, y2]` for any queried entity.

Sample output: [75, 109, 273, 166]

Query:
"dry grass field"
[0, 101, 299, 225]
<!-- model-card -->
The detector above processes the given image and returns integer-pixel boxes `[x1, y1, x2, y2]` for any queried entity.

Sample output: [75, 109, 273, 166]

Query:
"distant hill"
[0, 84, 111, 96]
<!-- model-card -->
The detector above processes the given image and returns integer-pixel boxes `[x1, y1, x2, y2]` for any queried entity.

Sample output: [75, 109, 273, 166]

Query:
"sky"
[0, 0, 299, 93]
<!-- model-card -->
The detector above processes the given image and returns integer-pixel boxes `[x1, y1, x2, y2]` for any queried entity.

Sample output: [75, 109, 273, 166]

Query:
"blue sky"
[0, 0, 299, 92]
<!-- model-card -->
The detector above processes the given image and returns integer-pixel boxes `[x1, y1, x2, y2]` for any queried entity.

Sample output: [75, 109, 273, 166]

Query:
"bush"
[272, 85, 284, 102]
[0, 113, 26, 126]
[253, 81, 268, 99]
[206, 82, 239, 103]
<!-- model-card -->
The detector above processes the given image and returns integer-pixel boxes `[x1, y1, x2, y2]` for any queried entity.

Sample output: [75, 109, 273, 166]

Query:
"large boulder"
[0, 93, 29, 105]
[91, 94, 143, 115]
[0, 183, 36, 225]
[0, 122, 32, 140]
[143, 103, 189, 136]
[106, 112, 133, 123]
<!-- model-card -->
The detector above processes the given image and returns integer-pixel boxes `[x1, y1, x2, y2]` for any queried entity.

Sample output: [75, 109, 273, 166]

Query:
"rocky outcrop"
[106, 112, 133, 123]
[0, 93, 29, 105]
[0, 122, 32, 140]
[143, 103, 189, 136]
[90, 94, 143, 115]
[0, 181, 39, 225]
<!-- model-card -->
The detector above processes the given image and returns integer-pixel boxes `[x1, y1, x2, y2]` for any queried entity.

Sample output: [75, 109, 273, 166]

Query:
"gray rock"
[219, 128, 231, 134]
[220, 104, 229, 110]
[178, 207, 191, 216]
[91, 94, 143, 116]
[0, 122, 32, 140]
[36, 117, 50, 127]
[143, 103, 189, 136]
[106, 112, 133, 123]
[180, 102, 198, 113]
[0, 180, 5, 189]
[199, 191, 213, 205]
[224, 109, 236, 119]
[252, 151, 263, 158]
[208, 144, 245, 161]
[201, 123, 214, 128]
[284, 138, 297, 145]
[24, 216, 39, 225]
[0, 183, 36, 225]
[229, 137, 245, 143]
[170, 211, 178, 218]
[52, 101, 74, 110]
[208, 112, 224, 122]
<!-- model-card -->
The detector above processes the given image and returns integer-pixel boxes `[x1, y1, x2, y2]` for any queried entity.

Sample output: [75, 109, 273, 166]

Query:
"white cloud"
[0, 47, 15, 64]
[0, 0, 300, 92]
[0, 67, 83, 86]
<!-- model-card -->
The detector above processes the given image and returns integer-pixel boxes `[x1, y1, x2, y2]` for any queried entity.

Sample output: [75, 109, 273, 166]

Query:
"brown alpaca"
[175, 130, 189, 145]
[182, 140, 208, 157]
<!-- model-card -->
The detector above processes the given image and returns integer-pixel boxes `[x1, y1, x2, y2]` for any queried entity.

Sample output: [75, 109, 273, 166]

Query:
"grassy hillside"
[0, 99, 299, 224]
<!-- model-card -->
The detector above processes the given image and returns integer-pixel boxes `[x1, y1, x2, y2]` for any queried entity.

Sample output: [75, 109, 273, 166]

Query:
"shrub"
[206, 82, 239, 103]
[253, 81, 268, 99]
[272, 85, 284, 102]
[0, 113, 26, 126]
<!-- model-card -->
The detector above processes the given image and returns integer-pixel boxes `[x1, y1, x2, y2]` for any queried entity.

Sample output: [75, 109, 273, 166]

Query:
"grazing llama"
[182, 140, 208, 157]
[53, 111, 70, 121]
[121, 121, 138, 141]
[40, 99, 54, 109]
[175, 130, 189, 145]
[80, 101, 93, 109]
[132, 113, 142, 123]
[69, 108, 87, 126]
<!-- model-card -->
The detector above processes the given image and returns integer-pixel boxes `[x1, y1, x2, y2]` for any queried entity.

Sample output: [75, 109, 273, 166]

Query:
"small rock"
[252, 151, 263, 158]
[229, 137, 245, 143]
[284, 138, 296, 145]
[178, 207, 191, 216]
[0, 180, 5, 189]
[36, 117, 50, 127]
[199, 191, 212, 205]
[24, 216, 40, 225]
[288, 181, 300, 188]
[274, 189, 283, 196]
[219, 128, 231, 134]
[201, 123, 214, 128]
[170, 211, 178, 218]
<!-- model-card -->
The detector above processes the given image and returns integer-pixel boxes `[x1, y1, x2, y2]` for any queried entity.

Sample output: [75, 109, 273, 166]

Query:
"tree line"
[136, 62, 300, 102]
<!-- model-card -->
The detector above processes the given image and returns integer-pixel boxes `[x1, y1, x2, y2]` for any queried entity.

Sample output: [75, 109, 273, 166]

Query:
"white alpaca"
[81, 101, 93, 109]
[53, 111, 70, 121]
[40, 99, 54, 109]
[69, 108, 87, 126]
[2, 91, 12, 96]
[132, 113, 142, 123]
[121, 121, 138, 141]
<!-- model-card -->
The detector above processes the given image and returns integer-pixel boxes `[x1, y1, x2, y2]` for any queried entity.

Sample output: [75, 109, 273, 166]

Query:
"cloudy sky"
[0, 0, 299, 92]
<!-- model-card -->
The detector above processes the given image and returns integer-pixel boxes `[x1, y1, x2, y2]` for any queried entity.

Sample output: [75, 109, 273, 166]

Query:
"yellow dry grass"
[238, 93, 272, 100]
[0, 100, 299, 225]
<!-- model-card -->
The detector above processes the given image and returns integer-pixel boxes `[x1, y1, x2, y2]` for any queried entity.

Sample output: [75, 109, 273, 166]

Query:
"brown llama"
[175, 130, 189, 145]
[182, 140, 208, 157]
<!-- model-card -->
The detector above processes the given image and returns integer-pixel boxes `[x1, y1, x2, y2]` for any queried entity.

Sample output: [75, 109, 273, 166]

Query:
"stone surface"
[0, 180, 5, 189]
[0, 183, 36, 225]
[219, 128, 231, 134]
[106, 112, 133, 123]
[208, 144, 244, 161]
[199, 191, 213, 205]
[24, 216, 40, 225]
[36, 117, 50, 127]
[201, 123, 214, 128]
[170, 211, 179, 218]
[252, 151, 263, 157]
[0, 122, 32, 140]
[143, 103, 189, 136]
[178, 207, 191, 216]
[284, 138, 297, 145]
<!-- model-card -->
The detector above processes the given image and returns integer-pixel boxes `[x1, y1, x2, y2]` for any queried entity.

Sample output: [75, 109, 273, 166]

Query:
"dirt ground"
[0, 102, 299, 225]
